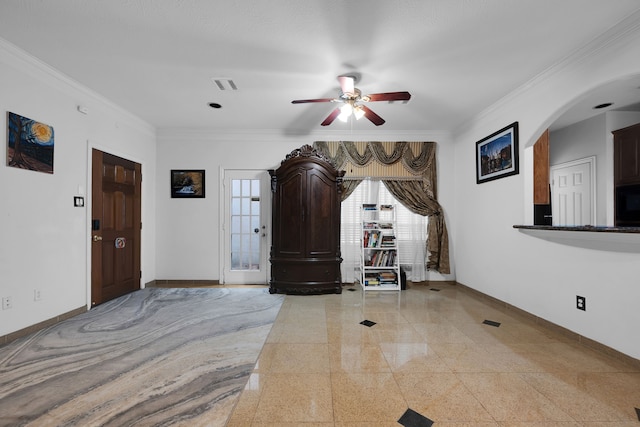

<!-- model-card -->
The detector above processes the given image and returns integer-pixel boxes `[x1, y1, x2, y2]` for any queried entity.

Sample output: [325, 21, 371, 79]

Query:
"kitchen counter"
[513, 225, 640, 233]
[513, 225, 640, 252]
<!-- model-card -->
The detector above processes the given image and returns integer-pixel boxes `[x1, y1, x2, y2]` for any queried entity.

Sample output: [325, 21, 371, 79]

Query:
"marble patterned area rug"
[0, 287, 284, 427]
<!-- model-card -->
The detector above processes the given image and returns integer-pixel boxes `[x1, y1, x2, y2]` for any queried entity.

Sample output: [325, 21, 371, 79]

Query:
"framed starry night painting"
[7, 111, 55, 174]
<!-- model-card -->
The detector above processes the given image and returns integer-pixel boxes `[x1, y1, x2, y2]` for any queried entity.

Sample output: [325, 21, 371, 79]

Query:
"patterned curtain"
[313, 141, 450, 274]
[340, 179, 363, 202]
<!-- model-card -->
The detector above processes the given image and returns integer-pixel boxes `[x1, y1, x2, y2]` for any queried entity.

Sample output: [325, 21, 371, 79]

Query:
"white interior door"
[551, 157, 595, 226]
[221, 170, 270, 284]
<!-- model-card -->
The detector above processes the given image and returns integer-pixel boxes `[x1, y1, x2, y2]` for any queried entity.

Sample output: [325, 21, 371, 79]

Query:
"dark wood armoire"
[269, 145, 345, 294]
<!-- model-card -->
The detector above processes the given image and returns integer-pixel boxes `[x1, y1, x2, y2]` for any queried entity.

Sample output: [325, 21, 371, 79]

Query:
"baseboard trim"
[146, 280, 269, 289]
[0, 306, 87, 347]
[453, 281, 640, 371]
[146, 279, 220, 287]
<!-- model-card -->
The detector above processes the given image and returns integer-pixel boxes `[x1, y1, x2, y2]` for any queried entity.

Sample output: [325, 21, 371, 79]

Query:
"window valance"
[314, 141, 437, 194]
[313, 141, 450, 274]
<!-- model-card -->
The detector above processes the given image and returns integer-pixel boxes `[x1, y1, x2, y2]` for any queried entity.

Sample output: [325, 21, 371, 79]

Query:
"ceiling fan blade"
[364, 91, 411, 102]
[291, 98, 336, 104]
[321, 108, 341, 126]
[338, 76, 355, 95]
[360, 105, 385, 126]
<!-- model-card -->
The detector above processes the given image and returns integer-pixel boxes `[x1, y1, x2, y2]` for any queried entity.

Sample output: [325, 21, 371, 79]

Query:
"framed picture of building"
[170, 169, 205, 198]
[476, 121, 519, 184]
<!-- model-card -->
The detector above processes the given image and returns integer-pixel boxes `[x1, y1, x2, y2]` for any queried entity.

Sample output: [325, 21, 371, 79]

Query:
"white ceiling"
[1, 0, 640, 133]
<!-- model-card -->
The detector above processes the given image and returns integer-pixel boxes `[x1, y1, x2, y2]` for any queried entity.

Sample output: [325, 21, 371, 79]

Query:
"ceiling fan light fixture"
[340, 103, 353, 115]
[338, 103, 353, 122]
[338, 111, 351, 122]
[353, 105, 365, 120]
[291, 75, 411, 126]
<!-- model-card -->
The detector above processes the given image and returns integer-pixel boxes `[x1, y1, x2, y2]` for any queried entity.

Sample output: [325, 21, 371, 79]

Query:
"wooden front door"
[91, 149, 142, 306]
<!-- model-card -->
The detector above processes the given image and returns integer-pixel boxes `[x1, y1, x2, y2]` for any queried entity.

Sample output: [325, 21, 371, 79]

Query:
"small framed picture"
[170, 169, 205, 198]
[476, 122, 519, 184]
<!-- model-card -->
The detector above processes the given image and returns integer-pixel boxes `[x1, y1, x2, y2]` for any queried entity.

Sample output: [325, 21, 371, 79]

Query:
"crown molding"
[0, 37, 155, 137]
[455, 9, 640, 137]
[156, 127, 451, 143]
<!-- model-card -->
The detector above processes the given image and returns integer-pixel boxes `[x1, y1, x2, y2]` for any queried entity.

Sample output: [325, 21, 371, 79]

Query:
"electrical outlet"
[576, 295, 586, 311]
[34, 289, 41, 301]
[2, 296, 12, 310]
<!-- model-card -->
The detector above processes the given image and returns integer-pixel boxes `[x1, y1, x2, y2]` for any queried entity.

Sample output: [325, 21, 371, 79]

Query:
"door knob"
[92, 235, 103, 242]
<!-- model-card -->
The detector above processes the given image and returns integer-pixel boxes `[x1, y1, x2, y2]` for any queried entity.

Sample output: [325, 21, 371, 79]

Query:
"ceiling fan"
[292, 75, 411, 126]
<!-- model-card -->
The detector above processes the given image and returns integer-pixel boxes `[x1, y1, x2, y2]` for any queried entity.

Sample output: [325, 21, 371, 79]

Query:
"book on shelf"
[380, 204, 394, 211]
[363, 230, 382, 247]
[362, 203, 377, 210]
[380, 235, 396, 247]
[363, 233, 395, 249]
[363, 272, 380, 286]
[378, 272, 397, 283]
[370, 232, 379, 247]
[366, 250, 396, 267]
[363, 271, 397, 286]
[379, 271, 396, 279]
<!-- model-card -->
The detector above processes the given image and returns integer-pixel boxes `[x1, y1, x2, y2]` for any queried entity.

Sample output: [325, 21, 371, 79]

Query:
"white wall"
[550, 115, 607, 167]
[155, 130, 456, 283]
[0, 40, 157, 336]
[453, 14, 640, 359]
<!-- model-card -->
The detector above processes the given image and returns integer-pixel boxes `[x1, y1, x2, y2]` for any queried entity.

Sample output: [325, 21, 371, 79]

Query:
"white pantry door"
[551, 157, 595, 226]
[221, 170, 271, 284]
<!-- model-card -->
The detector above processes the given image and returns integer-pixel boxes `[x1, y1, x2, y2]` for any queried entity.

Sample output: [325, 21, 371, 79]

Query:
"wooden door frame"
[91, 149, 104, 305]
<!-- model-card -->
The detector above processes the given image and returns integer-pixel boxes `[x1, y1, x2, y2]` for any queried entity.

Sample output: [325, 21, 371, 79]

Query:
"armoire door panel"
[276, 173, 304, 255]
[307, 170, 335, 255]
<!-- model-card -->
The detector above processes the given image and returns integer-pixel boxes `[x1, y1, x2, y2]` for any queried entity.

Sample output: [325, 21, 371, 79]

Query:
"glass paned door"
[222, 170, 270, 284]
[230, 178, 262, 270]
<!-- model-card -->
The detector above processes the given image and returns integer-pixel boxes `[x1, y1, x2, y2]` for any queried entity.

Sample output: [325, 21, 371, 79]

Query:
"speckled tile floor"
[1, 284, 639, 426]
[227, 284, 640, 426]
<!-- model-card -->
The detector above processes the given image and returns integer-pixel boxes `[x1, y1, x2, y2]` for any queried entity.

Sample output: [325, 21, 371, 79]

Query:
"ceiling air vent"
[212, 78, 238, 91]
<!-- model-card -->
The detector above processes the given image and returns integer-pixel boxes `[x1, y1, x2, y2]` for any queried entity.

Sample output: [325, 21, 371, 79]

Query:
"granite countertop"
[513, 225, 640, 234]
